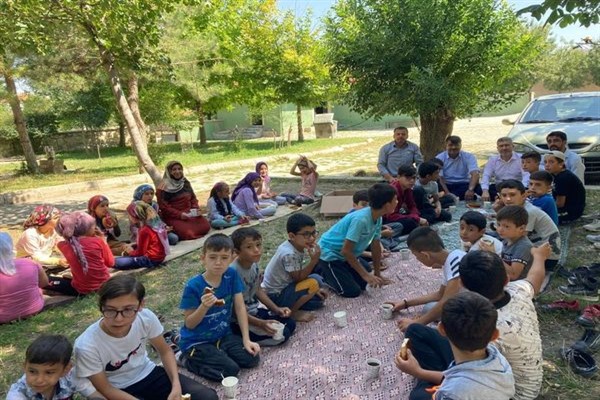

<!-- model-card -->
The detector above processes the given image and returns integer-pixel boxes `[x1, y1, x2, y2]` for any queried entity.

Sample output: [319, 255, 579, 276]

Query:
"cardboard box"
[320, 190, 356, 217]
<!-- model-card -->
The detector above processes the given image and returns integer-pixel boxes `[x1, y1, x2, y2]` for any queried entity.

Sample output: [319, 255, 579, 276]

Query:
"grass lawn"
[0, 136, 382, 193]
[0, 180, 598, 399]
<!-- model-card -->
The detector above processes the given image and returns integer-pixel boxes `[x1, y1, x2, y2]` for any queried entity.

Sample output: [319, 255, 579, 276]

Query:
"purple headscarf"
[232, 172, 261, 203]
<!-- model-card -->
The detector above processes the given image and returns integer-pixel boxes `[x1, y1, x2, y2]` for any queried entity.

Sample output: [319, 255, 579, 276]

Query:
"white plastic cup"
[400, 249, 411, 261]
[366, 357, 381, 379]
[334, 311, 348, 327]
[381, 303, 394, 320]
[484, 201, 492, 209]
[270, 322, 285, 341]
[189, 208, 199, 217]
[221, 376, 238, 399]
[481, 238, 494, 247]
[449, 205, 457, 212]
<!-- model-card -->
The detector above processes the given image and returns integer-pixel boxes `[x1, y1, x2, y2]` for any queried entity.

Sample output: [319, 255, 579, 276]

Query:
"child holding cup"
[230, 227, 296, 345]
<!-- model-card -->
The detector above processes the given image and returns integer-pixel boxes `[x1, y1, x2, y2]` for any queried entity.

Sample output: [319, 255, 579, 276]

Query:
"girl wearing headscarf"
[114, 201, 169, 270]
[130, 184, 179, 245]
[255, 161, 286, 206]
[87, 195, 131, 256]
[206, 182, 249, 229]
[51, 211, 113, 296]
[232, 172, 277, 219]
[156, 160, 210, 240]
[0, 232, 48, 323]
[16, 205, 67, 267]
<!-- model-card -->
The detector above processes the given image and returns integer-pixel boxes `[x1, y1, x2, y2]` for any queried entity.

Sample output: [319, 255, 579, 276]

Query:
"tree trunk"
[126, 73, 147, 146]
[2, 61, 39, 174]
[419, 108, 455, 161]
[93, 40, 161, 185]
[118, 121, 126, 147]
[196, 100, 207, 146]
[296, 103, 304, 142]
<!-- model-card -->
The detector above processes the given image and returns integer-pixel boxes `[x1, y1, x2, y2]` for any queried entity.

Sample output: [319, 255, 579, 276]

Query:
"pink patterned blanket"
[181, 252, 443, 399]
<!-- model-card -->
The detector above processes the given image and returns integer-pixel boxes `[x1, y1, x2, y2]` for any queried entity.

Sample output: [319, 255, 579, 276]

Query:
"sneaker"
[560, 345, 598, 378]
[558, 276, 600, 301]
[581, 329, 600, 353]
[577, 304, 600, 328]
[587, 234, 600, 243]
[540, 299, 580, 312]
[584, 220, 600, 232]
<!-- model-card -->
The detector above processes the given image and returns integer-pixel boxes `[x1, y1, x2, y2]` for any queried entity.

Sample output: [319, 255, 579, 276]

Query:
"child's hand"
[166, 385, 182, 400]
[381, 226, 394, 238]
[387, 300, 406, 312]
[531, 242, 551, 259]
[225, 215, 232, 222]
[200, 293, 218, 308]
[316, 288, 329, 300]
[166, 225, 173, 232]
[419, 218, 429, 226]
[394, 349, 421, 376]
[58, 258, 69, 267]
[277, 307, 292, 318]
[308, 243, 321, 260]
[364, 273, 386, 287]
[181, 212, 191, 220]
[397, 318, 416, 332]
[478, 239, 495, 253]
[261, 320, 279, 335]
[243, 340, 260, 356]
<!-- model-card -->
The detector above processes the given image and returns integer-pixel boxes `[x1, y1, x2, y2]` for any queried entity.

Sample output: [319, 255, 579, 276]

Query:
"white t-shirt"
[524, 202, 561, 261]
[74, 308, 163, 389]
[494, 280, 543, 400]
[442, 249, 466, 285]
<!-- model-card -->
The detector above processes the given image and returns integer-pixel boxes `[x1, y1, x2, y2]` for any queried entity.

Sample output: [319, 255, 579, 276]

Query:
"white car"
[504, 92, 600, 183]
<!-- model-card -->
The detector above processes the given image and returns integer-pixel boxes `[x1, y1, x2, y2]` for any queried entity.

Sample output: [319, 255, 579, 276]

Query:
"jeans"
[113, 256, 162, 270]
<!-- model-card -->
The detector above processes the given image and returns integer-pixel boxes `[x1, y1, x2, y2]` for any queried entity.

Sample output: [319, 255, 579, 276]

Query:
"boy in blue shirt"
[527, 170, 559, 225]
[317, 183, 395, 298]
[179, 234, 260, 381]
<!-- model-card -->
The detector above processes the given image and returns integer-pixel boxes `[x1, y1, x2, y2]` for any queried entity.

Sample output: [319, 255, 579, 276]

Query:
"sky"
[277, 0, 600, 44]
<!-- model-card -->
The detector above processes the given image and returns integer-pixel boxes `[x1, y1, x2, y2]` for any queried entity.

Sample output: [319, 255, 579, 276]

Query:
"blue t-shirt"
[529, 194, 558, 225]
[178, 267, 244, 351]
[319, 207, 382, 262]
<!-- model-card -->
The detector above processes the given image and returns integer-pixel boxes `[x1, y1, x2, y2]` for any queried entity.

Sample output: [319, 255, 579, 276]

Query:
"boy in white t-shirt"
[386, 227, 466, 332]
[74, 275, 217, 400]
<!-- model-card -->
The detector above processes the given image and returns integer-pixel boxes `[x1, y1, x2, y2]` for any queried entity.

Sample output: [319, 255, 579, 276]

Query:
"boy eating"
[459, 211, 502, 255]
[527, 170, 558, 224]
[231, 227, 296, 344]
[262, 213, 326, 322]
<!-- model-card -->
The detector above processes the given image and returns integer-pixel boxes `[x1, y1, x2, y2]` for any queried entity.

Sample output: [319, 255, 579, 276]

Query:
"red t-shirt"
[58, 236, 113, 294]
[128, 225, 166, 262]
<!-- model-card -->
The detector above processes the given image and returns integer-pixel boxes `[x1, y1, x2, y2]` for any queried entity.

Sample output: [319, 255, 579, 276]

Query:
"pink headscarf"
[56, 212, 96, 274]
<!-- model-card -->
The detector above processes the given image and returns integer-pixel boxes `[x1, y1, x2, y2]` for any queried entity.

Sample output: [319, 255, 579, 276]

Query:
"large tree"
[325, 0, 548, 159]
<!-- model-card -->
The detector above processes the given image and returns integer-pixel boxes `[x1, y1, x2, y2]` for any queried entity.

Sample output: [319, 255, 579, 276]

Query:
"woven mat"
[180, 251, 442, 400]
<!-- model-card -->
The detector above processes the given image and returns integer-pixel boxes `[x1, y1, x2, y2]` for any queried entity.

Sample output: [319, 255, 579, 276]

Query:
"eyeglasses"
[297, 230, 319, 238]
[101, 307, 139, 319]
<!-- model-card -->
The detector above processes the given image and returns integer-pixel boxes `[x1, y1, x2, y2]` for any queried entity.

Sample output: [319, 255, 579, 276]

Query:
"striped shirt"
[442, 249, 466, 285]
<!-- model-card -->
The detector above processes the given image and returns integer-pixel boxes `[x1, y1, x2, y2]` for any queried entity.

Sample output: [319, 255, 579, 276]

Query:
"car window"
[521, 96, 600, 123]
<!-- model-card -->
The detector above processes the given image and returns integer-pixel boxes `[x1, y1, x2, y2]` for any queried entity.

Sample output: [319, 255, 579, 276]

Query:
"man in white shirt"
[481, 137, 522, 201]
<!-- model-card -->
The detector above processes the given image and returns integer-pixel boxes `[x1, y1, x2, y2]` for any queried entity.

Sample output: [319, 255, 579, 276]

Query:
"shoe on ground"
[560, 345, 598, 378]
[577, 304, 600, 328]
[540, 299, 580, 312]
[587, 234, 600, 243]
[558, 276, 600, 301]
[581, 329, 600, 353]
[584, 220, 600, 232]
[567, 267, 600, 285]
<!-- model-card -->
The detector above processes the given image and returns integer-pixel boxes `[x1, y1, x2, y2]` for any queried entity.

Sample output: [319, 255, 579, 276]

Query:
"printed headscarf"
[0, 232, 16, 276]
[128, 201, 170, 255]
[23, 205, 61, 229]
[232, 172, 260, 203]
[210, 182, 233, 217]
[158, 161, 186, 193]
[56, 211, 96, 274]
[87, 195, 109, 216]
[133, 184, 154, 201]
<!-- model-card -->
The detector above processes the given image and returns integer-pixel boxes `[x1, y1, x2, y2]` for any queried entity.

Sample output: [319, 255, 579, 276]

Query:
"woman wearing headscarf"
[87, 194, 131, 256]
[156, 160, 210, 240]
[50, 211, 113, 296]
[0, 232, 48, 323]
[15, 205, 67, 267]
[232, 172, 277, 219]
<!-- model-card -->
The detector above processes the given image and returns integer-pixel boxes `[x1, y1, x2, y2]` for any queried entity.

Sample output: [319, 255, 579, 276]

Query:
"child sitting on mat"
[207, 181, 249, 229]
[280, 156, 319, 206]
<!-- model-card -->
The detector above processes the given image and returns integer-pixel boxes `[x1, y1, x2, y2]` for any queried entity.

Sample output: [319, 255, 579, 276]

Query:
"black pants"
[446, 182, 482, 200]
[123, 365, 218, 400]
[317, 258, 372, 298]
[45, 277, 81, 297]
[183, 333, 260, 382]
[405, 324, 454, 400]
[231, 308, 296, 345]
[413, 187, 452, 225]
